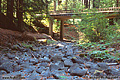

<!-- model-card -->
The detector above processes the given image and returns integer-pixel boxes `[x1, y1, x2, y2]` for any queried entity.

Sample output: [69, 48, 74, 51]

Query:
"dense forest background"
[0, 0, 120, 42]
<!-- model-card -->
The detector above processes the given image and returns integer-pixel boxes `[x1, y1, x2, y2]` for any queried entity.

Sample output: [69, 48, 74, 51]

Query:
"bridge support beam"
[49, 19, 54, 37]
[60, 20, 64, 41]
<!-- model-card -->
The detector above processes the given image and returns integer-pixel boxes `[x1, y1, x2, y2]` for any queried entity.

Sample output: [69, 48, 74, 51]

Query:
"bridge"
[49, 7, 120, 41]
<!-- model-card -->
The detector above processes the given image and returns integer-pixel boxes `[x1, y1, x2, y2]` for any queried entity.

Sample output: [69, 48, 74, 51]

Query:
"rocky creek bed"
[0, 40, 120, 80]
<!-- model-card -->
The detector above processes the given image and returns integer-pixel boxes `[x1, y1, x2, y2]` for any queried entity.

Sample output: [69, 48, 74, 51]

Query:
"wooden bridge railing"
[50, 7, 120, 14]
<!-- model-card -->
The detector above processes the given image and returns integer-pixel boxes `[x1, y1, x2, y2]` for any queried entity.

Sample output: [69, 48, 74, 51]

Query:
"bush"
[77, 13, 119, 42]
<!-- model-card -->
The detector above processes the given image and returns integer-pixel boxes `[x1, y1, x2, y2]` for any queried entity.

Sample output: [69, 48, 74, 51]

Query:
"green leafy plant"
[21, 43, 33, 48]
[90, 50, 111, 60]
[46, 39, 56, 45]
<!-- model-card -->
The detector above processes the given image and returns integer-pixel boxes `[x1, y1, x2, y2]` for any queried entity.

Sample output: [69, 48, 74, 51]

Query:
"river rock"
[71, 57, 84, 64]
[36, 66, 47, 74]
[70, 67, 87, 76]
[0, 62, 14, 73]
[64, 59, 73, 67]
[97, 62, 109, 70]
[27, 71, 41, 80]
[85, 62, 94, 68]
[41, 70, 52, 77]
[0, 70, 7, 75]
[40, 57, 50, 63]
[38, 62, 49, 67]
[51, 55, 63, 62]
[6, 53, 15, 59]
[29, 58, 38, 64]
[50, 64, 60, 71]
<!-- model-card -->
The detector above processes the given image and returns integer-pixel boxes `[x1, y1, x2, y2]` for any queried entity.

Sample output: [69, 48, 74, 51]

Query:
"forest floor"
[0, 27, 120, 80]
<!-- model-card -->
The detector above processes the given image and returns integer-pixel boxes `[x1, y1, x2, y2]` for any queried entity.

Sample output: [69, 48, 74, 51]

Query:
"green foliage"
[46, 39, 56, 45]
[77, 12, 120, 42]
[53, 20, 61, 32]
[21, 43, 33, 48]
[90, 50, 111, 60]
[75, 41, 120, 60]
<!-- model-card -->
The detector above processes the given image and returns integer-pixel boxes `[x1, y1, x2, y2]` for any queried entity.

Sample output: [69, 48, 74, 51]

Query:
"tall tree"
[54, 0, 56, 11]
[84, 0, 88, 8]
[17, 0, 23, 31]
[116, 0, 119, 7]
[45, 0, 49, 14]
[0, 0, 1, 26]
[89, 0, 90, 9]
[7, 0, 14, 22]
[0, 0, 1, 13]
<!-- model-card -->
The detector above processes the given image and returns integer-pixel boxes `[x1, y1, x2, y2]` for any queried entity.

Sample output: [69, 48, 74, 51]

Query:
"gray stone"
[97, 62, 109, 70]
[16, 59, 24, 65]
[40, 57, 50, 63]
[0, 70, 7, 75]
[52, 70, 67, 79]
[2, 71, 24, 79]
[29, 58, 38, 64]
[85, 62, 94, 68]
[23, 66, 35, 73]
[70, 67, 87, 76]
[20, 62, 33, 68]
[0, 59, 10, 65]
[0, 62, 14, 73]
[14, 65, 21, 71]
[41, 70, 51, 77]
[51, 55, 62, 62]
[65, 49, 73, 56]
[104, 68, 120, 76]
[94, 72, 104, 77]
[75, 78, 85, 80]
[38, 62, 49, 67]
[79, 64, 85, 68]
[50, 64, 60, 71]
[69, 63, 87, 76]
[27, 71, 41, 80]
[71, 57, 84, 64]
[64, 59, 73, 67]
[6, 53, 15, 59]
[36, 66, 47, 74]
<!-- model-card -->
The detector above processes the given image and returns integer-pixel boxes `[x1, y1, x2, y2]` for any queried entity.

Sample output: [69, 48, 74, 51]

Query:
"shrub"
[77, 13, 119, 42]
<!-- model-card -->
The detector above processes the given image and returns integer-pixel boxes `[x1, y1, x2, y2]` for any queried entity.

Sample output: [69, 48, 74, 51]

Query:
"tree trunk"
[17, 0, 23, 32]
[54, 0, 56, 11]
[84, 0, 88, 8]
[0, 0, 1, 26]
[0, 0, 1, 13]
[89, 0, 90, 9]
[93, 0, 95, 8]
[65, 0, 68, 10]
[117, 0, 119, 7]
[7, 0, 14, 24]
[45, 0, 48, 14]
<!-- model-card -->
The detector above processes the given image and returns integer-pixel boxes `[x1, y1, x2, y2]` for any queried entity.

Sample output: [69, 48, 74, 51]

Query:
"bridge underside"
[49, 12, 120, 41]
